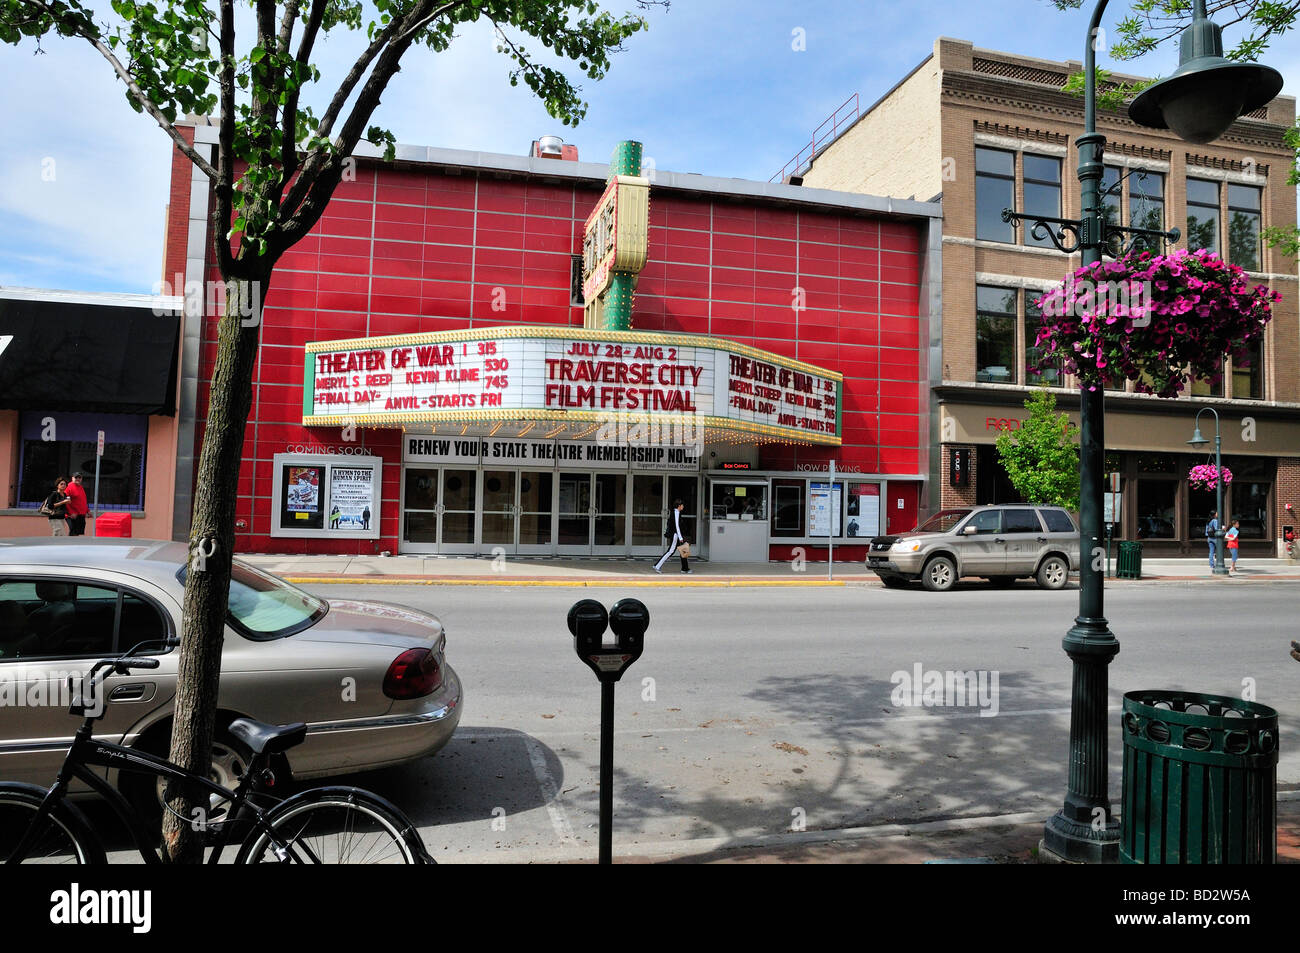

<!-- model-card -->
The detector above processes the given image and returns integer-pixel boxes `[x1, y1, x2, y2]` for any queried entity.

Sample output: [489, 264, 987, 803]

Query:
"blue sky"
[0, 0, 1292, 294]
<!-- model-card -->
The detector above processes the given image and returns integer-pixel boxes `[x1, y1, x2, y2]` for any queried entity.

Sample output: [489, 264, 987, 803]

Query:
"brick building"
[158, 121, 941, 559]
[799, 37, 1300, 558]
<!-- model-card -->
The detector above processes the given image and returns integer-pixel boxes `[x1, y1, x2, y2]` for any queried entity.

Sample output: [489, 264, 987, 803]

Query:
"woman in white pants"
[654, 499, 691, 573]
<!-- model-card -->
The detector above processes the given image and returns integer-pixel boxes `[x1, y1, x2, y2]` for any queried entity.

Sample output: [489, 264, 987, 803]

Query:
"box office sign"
[271, 452, 382, 539]
[304, 328, 841, 444]
[403, 435, 700, 472]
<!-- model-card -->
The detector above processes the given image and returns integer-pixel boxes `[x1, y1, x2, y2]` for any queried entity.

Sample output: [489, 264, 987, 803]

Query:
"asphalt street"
[289, 579, 1298, 862]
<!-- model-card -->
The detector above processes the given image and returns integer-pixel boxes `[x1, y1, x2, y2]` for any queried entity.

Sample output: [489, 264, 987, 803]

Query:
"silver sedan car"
[0, 539, 461, 811]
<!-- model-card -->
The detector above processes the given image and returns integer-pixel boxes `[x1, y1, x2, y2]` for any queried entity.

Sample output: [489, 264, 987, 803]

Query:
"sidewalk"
[630, 793, 1300, 864]
[240, 552, 1300, 586]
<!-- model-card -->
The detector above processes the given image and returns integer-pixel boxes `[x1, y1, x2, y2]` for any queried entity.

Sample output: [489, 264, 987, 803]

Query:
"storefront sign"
[403, 435, 700, 472]
[582, 175, 649, 302]
[950, 448, 970, 488]
[305, 328, 841, 445]
[271, 453, 382, 539]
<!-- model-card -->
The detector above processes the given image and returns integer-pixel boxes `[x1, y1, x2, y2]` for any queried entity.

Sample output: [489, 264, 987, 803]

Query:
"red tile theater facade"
[165, 124, 941, 560]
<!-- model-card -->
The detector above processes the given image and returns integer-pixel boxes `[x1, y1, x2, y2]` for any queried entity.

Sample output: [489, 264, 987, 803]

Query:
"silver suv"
[867, 504, 1080, 591]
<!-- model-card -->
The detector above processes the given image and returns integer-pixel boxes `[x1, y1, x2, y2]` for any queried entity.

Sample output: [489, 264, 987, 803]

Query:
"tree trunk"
[161, 274, 266, 863]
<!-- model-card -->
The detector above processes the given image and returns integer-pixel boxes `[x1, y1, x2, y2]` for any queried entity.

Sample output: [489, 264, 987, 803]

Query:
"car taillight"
[383, 648, 443, 699]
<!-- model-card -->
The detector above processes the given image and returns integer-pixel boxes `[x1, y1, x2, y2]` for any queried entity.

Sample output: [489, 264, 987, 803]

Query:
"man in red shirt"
[64, 472, 89, 536]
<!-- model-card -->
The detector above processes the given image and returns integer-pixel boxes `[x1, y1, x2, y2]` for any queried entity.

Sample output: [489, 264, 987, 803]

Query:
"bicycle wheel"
[234, 786, 432, 864]
[0, 783, 105, 864]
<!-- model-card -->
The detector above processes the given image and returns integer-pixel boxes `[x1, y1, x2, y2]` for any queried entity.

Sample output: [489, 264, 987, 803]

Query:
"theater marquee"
[303, 326, 841, 445]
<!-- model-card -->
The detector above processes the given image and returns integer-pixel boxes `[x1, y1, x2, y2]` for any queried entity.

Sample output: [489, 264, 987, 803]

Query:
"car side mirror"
[962, 525, 977, 535]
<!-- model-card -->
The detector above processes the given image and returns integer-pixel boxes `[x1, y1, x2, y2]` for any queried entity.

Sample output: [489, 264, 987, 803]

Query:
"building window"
[1190, 374, 1225, 398]
[1022, 154, 1062, 249]
[975, 148, 1016, 243]
[1186, 178, 1220, 253]
[975, 286, 1017, 383]
[1129, 170, 1165, 249]
[1136, 480, 1177, 539]
[17, 411, 147, 510]
[1227, 184, 1262, 272]
[1025, 297, 1062, 386]
[1231, 481, 1269, 539]
[1232, 337, 1264, 399]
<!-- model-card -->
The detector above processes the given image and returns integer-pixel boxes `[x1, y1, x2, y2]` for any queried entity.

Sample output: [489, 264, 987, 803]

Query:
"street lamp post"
[1000, 0, 1280, 862]
[1188, 409, 1229, 576]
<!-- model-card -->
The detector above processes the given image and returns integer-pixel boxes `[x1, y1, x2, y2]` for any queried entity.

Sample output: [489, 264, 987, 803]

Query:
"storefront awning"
[302, 326, 842, 447]
[0, 296, 180, 415]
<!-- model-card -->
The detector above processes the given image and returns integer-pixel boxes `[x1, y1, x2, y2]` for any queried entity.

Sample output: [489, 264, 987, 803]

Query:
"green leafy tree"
[1051, 0, 1300, 256]
[995, 390, 1081, 509]
[1, 0, 661, 862]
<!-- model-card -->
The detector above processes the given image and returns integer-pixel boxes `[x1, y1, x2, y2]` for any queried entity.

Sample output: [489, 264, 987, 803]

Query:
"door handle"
[109, 683, 150, 702]
[994, 537, 1005, 543]
[1037, 536, 1047, 542]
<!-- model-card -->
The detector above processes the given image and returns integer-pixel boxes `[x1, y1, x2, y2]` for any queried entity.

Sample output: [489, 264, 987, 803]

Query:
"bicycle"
[0, 638, 434, 864]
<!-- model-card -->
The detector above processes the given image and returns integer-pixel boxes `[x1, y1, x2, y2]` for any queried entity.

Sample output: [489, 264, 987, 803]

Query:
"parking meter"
[569, 597, 646, 683]
[567, 598, 649, 864]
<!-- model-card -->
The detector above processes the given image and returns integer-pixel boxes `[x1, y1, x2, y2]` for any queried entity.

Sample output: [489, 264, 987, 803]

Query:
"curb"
[284, 576, 851, 587]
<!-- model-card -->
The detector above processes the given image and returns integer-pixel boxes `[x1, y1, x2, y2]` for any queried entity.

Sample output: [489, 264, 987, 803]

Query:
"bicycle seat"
[228, 717, 308, 755]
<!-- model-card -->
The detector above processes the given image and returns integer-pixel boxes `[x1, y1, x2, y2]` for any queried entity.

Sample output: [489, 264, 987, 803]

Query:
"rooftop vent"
[531, 136, 579, 161]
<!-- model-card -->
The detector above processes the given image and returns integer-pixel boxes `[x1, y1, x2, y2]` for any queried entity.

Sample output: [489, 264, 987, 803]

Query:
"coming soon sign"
[303, 327, 841, 444]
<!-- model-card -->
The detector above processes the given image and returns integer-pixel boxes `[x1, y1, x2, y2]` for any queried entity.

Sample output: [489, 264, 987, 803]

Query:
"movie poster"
[328, 466, 375, 530]
[287, 466, 320, 512]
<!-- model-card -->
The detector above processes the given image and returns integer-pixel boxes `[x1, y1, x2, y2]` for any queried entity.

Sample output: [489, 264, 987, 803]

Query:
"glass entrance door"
[402, 468, 439, 553]
[592, 472, 627, 554]
[668, 474, 700, 547]
[557, 471, 592, 553]
[517, 470, 554, 554]
[481, 470, 517, 554]
[631, 473, 666, 556]
[401, 467, 477, 553]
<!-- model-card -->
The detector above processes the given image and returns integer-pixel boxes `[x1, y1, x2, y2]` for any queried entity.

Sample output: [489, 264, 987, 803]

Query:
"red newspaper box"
[95, 512, 133, 538]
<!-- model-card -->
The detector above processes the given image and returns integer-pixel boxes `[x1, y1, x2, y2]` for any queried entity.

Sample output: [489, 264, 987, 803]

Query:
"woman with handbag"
[41, 477, 71, 536]
[1225, 518, 1241, 574]
[653, 499, 691, 574]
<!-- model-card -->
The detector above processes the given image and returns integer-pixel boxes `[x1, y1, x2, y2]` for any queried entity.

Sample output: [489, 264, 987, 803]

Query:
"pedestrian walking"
[654, 499, 691, 574]
[63, 472, 89, 536]
[1225, 518, 1241, 573]
[40, 477, 71, 536]
[1205, 510, 1219, 569]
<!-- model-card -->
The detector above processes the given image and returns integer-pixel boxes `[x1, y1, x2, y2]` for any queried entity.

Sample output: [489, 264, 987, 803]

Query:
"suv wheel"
[1036, 555, 1069, 590]
[921, 556, 957, 592]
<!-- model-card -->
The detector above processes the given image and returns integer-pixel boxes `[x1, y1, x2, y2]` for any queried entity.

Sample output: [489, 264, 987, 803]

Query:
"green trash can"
[1116, 540, 1143, 578]
[1121, 690, 1278, 864]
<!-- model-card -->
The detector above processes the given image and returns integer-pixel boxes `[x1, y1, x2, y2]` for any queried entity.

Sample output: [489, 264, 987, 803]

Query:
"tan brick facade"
[804, 37, 1300, 556]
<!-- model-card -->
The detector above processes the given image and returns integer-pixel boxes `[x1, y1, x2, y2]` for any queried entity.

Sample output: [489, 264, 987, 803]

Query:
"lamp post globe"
[1129, 0, 1283, 143]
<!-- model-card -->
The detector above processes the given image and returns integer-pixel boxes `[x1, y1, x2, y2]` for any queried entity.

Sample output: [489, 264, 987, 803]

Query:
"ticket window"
[709, 481, 769, 562]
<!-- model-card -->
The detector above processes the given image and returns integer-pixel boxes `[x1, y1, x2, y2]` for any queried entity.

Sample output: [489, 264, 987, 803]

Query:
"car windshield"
[916, 509, 970, 533]
[175, 560, 327, 640]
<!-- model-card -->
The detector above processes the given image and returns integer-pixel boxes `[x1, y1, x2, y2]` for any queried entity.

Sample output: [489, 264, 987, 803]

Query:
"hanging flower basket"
[1188, 464, 1232, 491]
[1032, 249, 1278, 398]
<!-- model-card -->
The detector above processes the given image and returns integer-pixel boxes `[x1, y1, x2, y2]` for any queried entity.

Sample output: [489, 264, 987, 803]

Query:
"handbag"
[677, 542, 691, 558]
[1226, 535, 1239, 550]
[39, 502, 54, 516]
